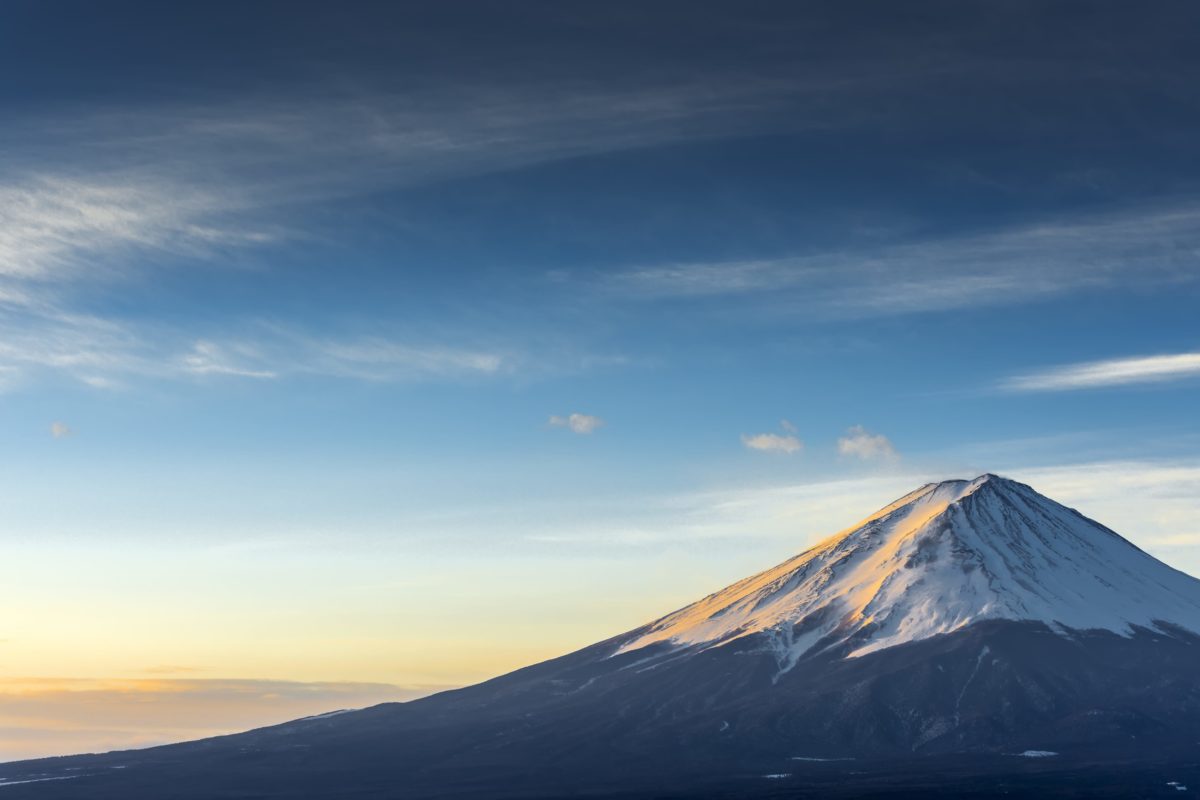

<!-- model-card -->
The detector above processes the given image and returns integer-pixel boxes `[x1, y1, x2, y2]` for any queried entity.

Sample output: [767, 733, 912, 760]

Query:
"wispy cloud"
[300, 336, 506, 381]
[0, 175, 275, 286]
[0, 85, 666, 394]
[837, 425, 898, 461]
[1003, 352, 1200, 392]
[549, 413, 604, 434]
[603, 204, 1200, 316]
[0, 310, 509, 390]
[5, 80, 784, 392]
[49, 421, 72, 439]
[181, 340, 278, 379]
[0, 311, 154, 388]
[2, 80, 803, 229]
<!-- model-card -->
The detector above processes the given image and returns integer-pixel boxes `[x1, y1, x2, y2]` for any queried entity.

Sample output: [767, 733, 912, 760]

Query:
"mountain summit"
[5, 475, 1200, 799]
[619, 474, 1200, 667]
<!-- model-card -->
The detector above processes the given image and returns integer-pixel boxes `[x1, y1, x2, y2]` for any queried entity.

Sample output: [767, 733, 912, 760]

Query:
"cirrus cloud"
[1002, 351, 1200, 392]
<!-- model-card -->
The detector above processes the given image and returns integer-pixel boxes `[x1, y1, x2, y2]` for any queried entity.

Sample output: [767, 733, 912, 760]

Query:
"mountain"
[620, 474, 1200, 664]
[5, 474, 1200, 799]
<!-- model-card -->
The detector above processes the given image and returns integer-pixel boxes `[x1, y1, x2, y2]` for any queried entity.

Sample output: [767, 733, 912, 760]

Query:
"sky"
[2, 0, 1200, 760]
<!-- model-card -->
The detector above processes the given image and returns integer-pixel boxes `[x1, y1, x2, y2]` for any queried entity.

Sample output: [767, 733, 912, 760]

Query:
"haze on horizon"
[1, 1, 1198, 761]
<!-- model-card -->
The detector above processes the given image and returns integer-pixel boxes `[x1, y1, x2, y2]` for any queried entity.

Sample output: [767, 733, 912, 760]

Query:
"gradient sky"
[3, 1, 1200, 760]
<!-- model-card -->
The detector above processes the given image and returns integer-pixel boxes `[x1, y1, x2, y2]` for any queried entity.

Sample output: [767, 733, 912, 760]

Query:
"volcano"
[5, 474, 1200, 798]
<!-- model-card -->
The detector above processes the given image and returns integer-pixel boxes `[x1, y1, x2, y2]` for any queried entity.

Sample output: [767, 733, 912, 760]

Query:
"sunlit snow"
[616, 475, 1200, 671]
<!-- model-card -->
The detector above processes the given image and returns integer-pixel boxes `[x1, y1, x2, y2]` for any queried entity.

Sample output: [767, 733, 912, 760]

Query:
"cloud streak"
[1003, 352, 1200, 391]
[0, 175, 276, 287]
[0, 310, 509, 390]
[604, 204, 1200, 317]
[181, 340, 279, 379]
[4, 79, 783, 392]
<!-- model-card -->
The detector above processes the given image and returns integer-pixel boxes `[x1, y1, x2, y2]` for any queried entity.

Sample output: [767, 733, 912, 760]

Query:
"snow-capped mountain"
[619, 474, 1200, 665]
[5, 475, 1200, 799]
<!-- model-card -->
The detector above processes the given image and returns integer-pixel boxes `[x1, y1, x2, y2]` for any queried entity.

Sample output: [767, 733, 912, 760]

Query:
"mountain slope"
[4, 474, 1200, 799]
[618, 474, 1200, 664]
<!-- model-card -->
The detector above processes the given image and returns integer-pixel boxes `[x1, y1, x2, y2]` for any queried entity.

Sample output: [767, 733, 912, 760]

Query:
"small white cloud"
[838, 425, 898, 460]
[780, 419, 798, 434]
[49, 421, 72, 439]
[1002, 352, 1200, 392]
[742, 432, 803, 454]
[549, 413, 604, 434]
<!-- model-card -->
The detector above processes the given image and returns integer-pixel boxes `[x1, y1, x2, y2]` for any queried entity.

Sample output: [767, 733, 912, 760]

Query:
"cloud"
[741, 432, 803, 454]
[0, 175, 275, 286]
[297, 336, 505, 381]
[1, 80, 799, 256]
[0, 308, 511, 390]
[176, 331, 507, 384]
[1002, 351, 1200, 392]
[837, 425, 898, 460]
[181, 340, 278, 379]
[0, 678, 442, 761]
[49, 421, 72, 439]
[549, 413, 604, 434]
[0, 59, 909, 306]
[603, 204, 1200, 317]
[780, 419, 798, 433]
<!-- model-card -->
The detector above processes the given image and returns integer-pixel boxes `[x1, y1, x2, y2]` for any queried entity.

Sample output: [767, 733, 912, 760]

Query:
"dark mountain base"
[3, 753, 1200, 799]
[602, 755, 1200, 800]
[4, 621, 1200, 799]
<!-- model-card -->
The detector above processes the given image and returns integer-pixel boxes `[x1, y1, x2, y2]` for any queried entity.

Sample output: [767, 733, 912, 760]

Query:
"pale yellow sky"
[0, 678, 432, 761]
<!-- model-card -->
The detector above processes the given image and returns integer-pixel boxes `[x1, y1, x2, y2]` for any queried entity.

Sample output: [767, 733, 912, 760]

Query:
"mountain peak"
[924, 472, 1013, 497]
[617, 475, 1200, 671]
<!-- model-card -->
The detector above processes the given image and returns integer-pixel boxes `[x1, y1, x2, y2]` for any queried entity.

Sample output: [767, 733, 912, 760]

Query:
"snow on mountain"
[618, 474, 1200, 668]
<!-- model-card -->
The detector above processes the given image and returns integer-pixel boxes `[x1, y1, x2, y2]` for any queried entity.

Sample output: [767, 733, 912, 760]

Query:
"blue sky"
[2, 0, 1199, 758]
